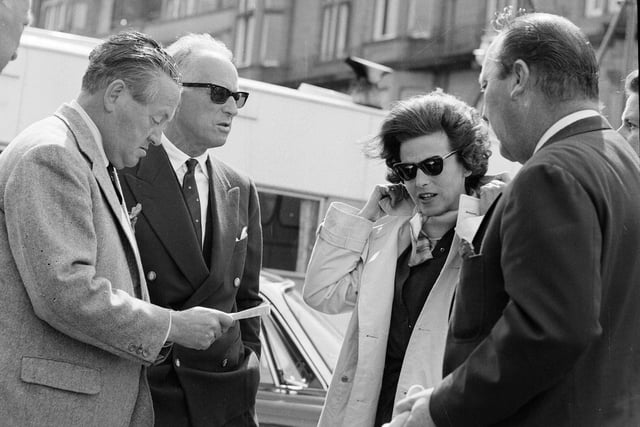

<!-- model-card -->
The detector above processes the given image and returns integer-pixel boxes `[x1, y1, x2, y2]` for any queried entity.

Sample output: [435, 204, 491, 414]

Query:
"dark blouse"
[374, 227, 455, 427]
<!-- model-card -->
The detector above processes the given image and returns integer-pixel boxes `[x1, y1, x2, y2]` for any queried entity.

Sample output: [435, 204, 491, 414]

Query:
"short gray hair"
[165, 33, 233, 71]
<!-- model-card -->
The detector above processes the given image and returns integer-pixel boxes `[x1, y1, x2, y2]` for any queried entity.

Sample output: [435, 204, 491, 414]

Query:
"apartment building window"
[42, 1, 67, 31]
[608, 0, 621, 13]
[585, 0, 605, 16]
[486, 0, 519, 23]
[235, 0, 287, 68]
[408, 0, 435, 38]
[260, 0, 288, 66]
[234, 0, 257, 66]
[258, 191, 321, 273]
[70, 2, 88, 31]
[163, 0, 197, 19]
[373, 0, 400, 40]
[320, 1, 350, 61]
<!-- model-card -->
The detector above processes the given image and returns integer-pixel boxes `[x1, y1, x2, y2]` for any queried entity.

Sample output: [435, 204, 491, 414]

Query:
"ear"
[464, 169, 472, 178]
[103, 79, 127, 113]
[510, 59, 530, 99]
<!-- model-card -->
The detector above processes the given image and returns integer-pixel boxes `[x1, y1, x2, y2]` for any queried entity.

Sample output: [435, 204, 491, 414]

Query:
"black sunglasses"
[182, 82, 249, 108]
[392, 150, 459, 181]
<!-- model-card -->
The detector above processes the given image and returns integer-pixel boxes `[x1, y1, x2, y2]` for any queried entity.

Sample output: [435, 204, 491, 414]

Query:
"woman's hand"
[478, 172, 511, 215]
[358, 184, 412, 221]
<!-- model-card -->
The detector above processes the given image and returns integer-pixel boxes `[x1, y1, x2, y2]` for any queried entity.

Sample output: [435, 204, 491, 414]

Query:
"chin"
[418, 205, 445, 218]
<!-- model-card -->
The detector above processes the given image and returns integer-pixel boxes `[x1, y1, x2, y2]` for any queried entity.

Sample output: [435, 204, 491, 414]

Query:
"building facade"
[32, 0, 637, 115]
[28, 0, 637, 277]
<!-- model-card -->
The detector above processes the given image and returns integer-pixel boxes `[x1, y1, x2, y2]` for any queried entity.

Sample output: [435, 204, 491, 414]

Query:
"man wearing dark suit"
[0, 31, 233, 427]
[387, 11, 640, 427]
[119, 34, 263, 427]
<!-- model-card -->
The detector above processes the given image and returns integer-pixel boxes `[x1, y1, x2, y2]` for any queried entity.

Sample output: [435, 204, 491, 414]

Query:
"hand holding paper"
[456, 194, 483, 245]
[230, 303, 270, 321]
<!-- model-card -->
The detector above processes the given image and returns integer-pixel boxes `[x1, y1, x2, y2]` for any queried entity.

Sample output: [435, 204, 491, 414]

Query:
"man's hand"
[167, 307, 234, 350]
[383, 385, 436, 427]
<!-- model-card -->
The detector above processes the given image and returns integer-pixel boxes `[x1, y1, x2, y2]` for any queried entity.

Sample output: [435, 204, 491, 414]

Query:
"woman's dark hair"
[369, 89, 491, 194]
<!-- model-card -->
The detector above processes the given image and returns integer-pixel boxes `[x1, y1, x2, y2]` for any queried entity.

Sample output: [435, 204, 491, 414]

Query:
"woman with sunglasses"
[303, 90, 501, 427]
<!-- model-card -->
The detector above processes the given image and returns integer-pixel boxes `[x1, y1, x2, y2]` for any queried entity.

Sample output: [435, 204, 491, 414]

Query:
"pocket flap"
[21, 356, 101, 395]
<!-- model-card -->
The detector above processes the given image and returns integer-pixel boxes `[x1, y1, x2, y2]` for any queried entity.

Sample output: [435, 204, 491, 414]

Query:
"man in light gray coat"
[0, 31, 233, 426]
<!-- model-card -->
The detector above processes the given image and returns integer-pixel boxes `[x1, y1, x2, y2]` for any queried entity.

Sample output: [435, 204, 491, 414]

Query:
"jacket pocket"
[20, 356, 101, 395]
[449, 254, 485, 341]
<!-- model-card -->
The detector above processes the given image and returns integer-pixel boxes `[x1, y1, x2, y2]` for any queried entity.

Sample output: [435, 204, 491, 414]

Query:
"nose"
[414, 168, 432, 187]
[222, 96, 238, 116]
[149, 127, 163, 146]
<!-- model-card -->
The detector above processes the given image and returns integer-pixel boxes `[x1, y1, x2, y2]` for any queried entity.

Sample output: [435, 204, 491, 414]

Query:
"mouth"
[417, 192, 437, 201]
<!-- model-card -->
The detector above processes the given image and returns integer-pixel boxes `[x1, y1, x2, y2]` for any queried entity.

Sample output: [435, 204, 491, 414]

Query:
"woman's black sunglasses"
[392, 150, 459, 181]
[182, 82, 249, 108]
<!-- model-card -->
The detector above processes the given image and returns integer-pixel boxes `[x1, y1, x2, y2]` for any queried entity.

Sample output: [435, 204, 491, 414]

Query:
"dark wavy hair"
[81, 31, 181, 104]
[368, 89, 491, 194]
[492, 9, 599, 103]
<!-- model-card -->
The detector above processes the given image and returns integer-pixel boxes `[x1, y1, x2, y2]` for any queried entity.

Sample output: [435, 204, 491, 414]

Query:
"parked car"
[256, 270, 349, 427]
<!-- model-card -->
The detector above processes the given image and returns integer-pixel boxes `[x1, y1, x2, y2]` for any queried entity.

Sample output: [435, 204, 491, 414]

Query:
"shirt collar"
[533, 109, 600, 154]
[69, 99, 109, 168]
[161, 134, 210, 177]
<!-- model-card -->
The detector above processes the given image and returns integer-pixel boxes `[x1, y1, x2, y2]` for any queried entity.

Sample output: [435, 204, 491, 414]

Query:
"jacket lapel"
[54, 104, 148, 298]
[208, 157, 238, 282]
[55, 105, 124, 230]
[122, 145, 209, 287]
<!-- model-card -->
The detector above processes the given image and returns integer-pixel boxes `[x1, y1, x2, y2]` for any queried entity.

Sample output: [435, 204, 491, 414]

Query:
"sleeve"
[430, 163, 602, 426]
[302, 202, 374, 314]
[4, 145, 171, 365]
[237, 179, 263, 358]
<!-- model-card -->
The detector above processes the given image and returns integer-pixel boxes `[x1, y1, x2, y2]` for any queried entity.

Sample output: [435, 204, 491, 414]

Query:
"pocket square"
[236, 226, 248, 242]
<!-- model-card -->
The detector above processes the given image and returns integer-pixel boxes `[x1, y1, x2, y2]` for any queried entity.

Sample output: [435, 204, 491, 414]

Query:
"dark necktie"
[107, 164, 123, 205]
[182, 158, 202, 246]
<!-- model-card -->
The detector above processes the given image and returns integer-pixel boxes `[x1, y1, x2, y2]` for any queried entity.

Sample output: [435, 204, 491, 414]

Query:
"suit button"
[340, 375, 349, 382]
[147, 271, 157, 281]
[175, 358, 181, 368]
[128, 344, 137, 353]
[233, 277, 241, 287]
[221, 358, 228, 368]
[142, 350, 149, 358]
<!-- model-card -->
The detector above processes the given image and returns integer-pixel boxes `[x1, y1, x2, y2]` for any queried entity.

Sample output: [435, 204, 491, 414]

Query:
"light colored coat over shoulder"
[304, 202, 462, 427]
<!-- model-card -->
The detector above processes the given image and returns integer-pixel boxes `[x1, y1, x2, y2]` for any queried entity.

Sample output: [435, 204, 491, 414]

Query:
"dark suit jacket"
[119, 145, 263, 427]
[431, 116, 640, 426]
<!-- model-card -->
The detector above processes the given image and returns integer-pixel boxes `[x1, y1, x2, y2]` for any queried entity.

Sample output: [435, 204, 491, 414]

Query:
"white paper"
[456, 194, 483, 243]
[230, 303, 271, 321]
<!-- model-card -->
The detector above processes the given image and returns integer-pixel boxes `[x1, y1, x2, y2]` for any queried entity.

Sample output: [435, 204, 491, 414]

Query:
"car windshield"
[282, 286, 349, 371]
